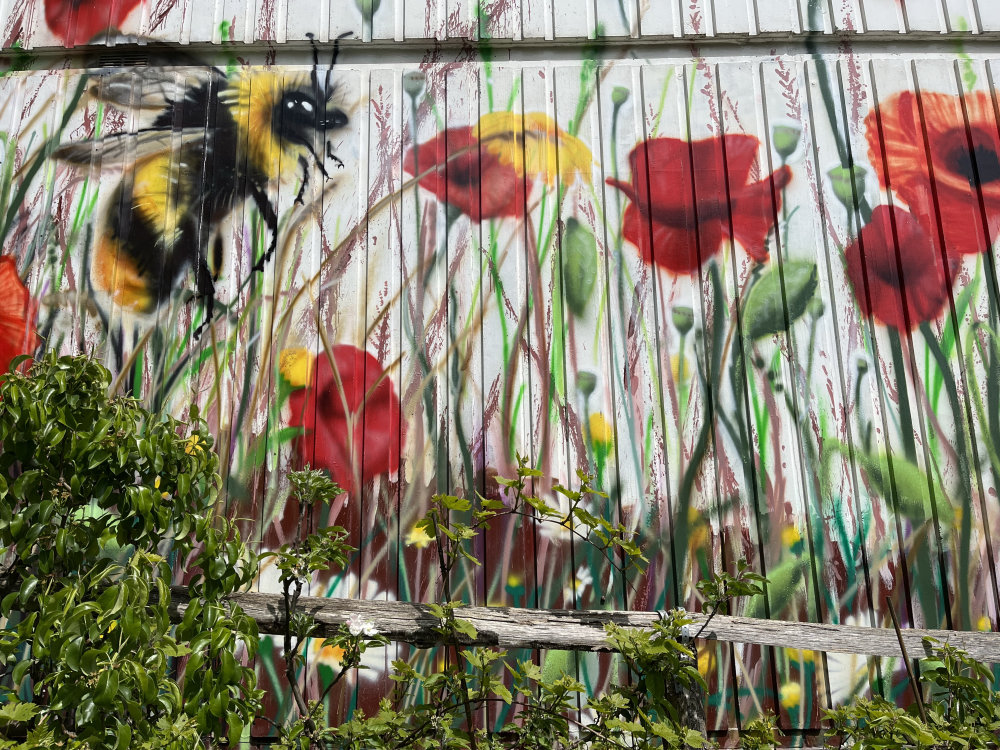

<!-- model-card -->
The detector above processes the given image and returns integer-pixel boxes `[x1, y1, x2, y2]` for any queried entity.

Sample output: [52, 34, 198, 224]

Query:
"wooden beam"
[169, 587, 1000, 663]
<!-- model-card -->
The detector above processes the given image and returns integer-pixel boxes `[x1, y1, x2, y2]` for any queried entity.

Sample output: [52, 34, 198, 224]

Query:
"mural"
[0, 0, 999, 742]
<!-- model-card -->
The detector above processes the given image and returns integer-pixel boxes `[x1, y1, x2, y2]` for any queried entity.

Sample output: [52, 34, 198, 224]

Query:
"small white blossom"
[346, 613, 378, 637]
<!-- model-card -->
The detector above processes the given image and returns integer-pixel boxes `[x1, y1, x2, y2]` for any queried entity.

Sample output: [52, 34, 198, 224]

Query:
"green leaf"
[11, 659, 30, 687]
[452, 618, 478, 640]
[743, 260, 818, 340]
[562, 218, 598, 317]
[0, 701, 40, 725]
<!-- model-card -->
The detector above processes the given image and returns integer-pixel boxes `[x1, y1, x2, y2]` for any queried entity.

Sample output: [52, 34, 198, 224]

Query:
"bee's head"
[269, 32, 352, 167]
[274, 87, 348, 149]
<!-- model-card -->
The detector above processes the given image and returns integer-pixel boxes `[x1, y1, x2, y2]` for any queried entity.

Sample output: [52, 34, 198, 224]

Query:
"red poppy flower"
[287, 346, 403, 493]
[404, 126, 523, 222]
[0, 256, 39, 374]
[845, 205, 956, 330]
[866, 90, 1000, 257]
[606, 136, 792, 274]
[45, 0, 143, 46]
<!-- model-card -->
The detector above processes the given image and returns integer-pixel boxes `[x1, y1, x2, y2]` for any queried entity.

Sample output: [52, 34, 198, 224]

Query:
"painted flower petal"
[45, 0, 143, 45]
[844, 205, 956, 330]
[288, 345, 404, 493]
[0, 257, 39, 374]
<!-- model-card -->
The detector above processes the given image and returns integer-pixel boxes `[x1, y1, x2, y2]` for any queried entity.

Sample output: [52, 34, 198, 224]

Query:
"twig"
[886, 596, 928, 723]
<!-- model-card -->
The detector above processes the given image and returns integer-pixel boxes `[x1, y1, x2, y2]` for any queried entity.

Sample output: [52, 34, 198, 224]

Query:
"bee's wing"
[87, 65, 226, 112]
[52, 129, 206, 171]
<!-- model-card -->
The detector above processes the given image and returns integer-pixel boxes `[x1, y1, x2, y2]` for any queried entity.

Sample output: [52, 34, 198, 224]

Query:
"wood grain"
[169, 587, 1000, 663]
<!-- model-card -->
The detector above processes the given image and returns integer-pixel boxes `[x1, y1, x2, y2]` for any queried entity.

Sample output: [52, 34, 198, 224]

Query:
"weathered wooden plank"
[169, 587, 1000, 663]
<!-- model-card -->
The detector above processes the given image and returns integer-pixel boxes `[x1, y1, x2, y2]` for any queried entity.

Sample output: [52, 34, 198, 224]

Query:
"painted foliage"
[0, 0, 998, 739]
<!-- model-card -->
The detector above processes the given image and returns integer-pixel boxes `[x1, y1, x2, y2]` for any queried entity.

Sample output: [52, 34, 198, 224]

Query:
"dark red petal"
[728, 165, 791, 262]
[288, 346, 404, 493]
[845, 205, 954, 330]
[46, 0, 142, 45]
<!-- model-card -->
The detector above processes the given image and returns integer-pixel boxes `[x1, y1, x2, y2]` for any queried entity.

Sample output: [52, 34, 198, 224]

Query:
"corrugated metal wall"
[4, 0, 1000, 43]
[1, 0, 998, 741]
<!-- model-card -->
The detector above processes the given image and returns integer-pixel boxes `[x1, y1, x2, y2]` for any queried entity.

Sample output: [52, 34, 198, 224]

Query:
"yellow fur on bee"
[225, 71, 312, 180]
[131, 156, 189, 249]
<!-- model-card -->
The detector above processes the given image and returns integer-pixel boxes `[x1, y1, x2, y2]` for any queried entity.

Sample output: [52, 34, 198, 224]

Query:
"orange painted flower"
[866, 90, 1000, 257]
[844, 206, 956, 330]
[606, 136, 791, 274]
[0, 257, 39, 374]
[45, 0, 143, 45]
[286, 346, 403, 493]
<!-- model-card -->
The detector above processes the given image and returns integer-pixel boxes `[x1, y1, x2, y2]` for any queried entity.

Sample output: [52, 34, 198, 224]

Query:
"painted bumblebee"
[54, 37, 350, 336]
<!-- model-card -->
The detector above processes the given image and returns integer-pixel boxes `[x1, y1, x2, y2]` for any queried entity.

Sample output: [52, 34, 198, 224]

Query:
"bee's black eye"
[275, 91, 348, 146]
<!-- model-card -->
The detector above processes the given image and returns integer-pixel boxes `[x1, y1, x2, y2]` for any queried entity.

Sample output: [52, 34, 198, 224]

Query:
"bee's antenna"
[326, 31, 352, 94]
[306, 32, 321, 92]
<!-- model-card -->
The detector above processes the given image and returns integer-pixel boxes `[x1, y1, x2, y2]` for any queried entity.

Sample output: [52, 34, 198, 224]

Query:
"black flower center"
[447, 157, 478, 188]
[948, 129, 1000, 187]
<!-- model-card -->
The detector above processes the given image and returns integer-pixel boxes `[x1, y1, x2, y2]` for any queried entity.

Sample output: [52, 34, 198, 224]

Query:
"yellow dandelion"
[781, 526, 802, 549]
[507, 572, 524, 589]
[785, 647, 816, 665]
[779, 681, 802, 709]
[977, 615, 992, 632]
[279, 348, 316, 388]
[587, 413, 614, 446]
[405, 523, 433, 549]
[477, 111, 593, 185]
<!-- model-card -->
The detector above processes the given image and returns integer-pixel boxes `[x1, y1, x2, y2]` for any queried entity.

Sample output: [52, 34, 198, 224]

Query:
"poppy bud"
[403, 71, 425, 98]
[672, 306, 694, 335]
[827, 165, 867, 210]
[611, 86, 629, 107]
[772, 123, 802, 161]
[576, 370, 597, 398]
[355, 0, 381, 15]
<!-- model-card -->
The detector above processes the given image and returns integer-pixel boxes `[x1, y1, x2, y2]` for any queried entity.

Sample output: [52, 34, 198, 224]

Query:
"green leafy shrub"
[826, 638, 1000, 749]
[0, 354, 262, 748]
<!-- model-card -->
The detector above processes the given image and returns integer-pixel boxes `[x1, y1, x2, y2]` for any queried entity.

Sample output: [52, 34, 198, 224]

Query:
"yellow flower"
[477, 112, 593, 185]
[406, 523, 433, 549]
[785, 647, 816, 665]
[781, 526, 802, 548]
[507, 572, 524, 589]
[697, 645, 715, 678]
[279, 348, 315, 388]
[587, 413, 614, 446]
[184, 435, 204, 456]
[154, 476, 161, 489]
[977, 616, 992, 632]
[779, 681, 802, 709]
[314, 642, 346, 667]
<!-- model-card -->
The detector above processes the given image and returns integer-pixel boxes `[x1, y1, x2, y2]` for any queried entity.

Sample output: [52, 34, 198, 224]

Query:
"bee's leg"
[326, 141, 344, 169]
[249, 183, 280, 273]
[192, 254, 217, 340]
[294, 154, 310, 206]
